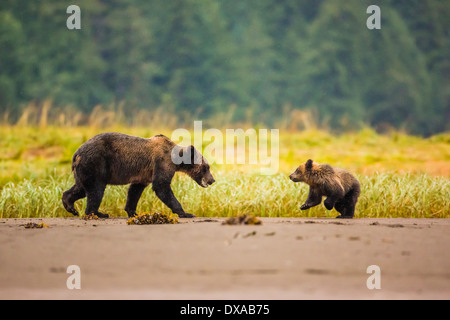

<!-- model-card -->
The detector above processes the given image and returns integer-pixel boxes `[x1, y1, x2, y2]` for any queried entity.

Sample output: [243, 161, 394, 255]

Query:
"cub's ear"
[305, 159, 314, 171]
[177, 147, 184, 158]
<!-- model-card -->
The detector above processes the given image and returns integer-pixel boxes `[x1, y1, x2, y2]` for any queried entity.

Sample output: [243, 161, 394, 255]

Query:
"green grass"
[0, 126, 449, 218]
[0, 171, 448, 218]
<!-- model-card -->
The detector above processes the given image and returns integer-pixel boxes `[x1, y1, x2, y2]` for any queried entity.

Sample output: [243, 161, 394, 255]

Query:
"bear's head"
[172, 145, 215, 188]
[289, 159, 316, 182]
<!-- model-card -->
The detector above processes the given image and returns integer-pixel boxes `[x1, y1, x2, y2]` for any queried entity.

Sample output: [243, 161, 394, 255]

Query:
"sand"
[0, 217, 449, 300]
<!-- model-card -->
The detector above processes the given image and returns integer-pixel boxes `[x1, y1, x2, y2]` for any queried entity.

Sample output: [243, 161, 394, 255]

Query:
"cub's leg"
[301, 188, 322, 210]
[62, 184, 86, 216]
[125, 183, 148, 218]
[334, 201, 348, 218]
[335, 190, 356, 219]
[324, 196, 340, 210]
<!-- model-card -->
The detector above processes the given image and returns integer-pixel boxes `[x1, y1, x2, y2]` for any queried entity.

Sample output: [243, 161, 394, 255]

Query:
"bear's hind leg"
[335, 195, 355, 219]
[84, 182, 109, 218]
[62, 184, 86, 216]
[337, 183, 360, 219]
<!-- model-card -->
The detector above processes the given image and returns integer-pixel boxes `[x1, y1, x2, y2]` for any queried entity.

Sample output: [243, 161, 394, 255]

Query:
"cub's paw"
[324, 199, 335, 210]
[300, 204, 310, 210]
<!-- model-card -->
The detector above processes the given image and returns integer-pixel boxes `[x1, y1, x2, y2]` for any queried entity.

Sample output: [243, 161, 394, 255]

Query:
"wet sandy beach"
[0, 217, 449, 299]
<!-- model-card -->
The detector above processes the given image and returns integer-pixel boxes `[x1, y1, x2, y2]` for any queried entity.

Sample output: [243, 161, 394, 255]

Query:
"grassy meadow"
[0, 125, 449, 219]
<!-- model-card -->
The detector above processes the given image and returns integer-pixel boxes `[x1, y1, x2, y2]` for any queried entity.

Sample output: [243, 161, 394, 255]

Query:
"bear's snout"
[289, 173, 300, 182]
[197, 171, 215, 188]
[202, 175, 215, 187]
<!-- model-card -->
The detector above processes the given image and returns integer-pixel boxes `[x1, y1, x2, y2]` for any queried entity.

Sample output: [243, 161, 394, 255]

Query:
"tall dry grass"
[1, 171, 448, 218]
[0, 105, 449, 219]
[4, 100, 325, 132]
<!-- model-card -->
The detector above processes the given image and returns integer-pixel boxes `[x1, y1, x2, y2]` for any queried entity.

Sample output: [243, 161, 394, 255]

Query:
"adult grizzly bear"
[62, 133, 215, 218]
[289, 159, 360, 219]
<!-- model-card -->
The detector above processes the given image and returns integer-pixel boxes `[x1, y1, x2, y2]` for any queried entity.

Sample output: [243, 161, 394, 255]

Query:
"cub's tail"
[72, 153, 81, 172]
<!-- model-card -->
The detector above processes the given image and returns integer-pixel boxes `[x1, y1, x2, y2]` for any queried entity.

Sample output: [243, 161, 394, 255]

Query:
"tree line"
[0, 0, 449, 135]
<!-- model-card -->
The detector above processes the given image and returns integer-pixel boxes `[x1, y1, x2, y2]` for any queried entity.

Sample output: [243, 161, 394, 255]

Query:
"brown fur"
[289, 159, 360, 219]
[62, 133, 215, 218]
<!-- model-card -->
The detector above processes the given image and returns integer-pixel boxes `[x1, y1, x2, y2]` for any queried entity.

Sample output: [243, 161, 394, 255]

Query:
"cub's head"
[172, 145, 215, 188]
[289, 159, 316, 182]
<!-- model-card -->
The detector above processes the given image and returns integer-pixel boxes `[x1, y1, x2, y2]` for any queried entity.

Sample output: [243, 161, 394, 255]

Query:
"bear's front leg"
[152, 179, 195, 218]
[324, 197, 338, 210]
[300, 203, 312, 210]
[301, 187, 322, 210]
[125, 183, 148, 218]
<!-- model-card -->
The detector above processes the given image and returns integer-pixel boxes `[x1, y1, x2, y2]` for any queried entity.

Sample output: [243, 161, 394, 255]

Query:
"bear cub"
[62, 133, 215, 218]
[289, 159, 360, 219]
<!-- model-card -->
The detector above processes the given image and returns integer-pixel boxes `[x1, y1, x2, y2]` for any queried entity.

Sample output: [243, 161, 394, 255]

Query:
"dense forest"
[0, 0, 449, 135]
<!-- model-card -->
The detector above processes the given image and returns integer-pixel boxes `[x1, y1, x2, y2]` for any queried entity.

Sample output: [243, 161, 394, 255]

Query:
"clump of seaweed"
[222, 214, 262, 225]
[24, 222, 48, 229]
[127, 212, 179, 225]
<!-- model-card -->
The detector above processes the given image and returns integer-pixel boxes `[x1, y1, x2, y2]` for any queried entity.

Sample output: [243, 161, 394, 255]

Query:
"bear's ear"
[176, 145, 195, 164]
[305, 159, 314, 171]
[189, 145, 196, 164]
[178, 147, 184, 158]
